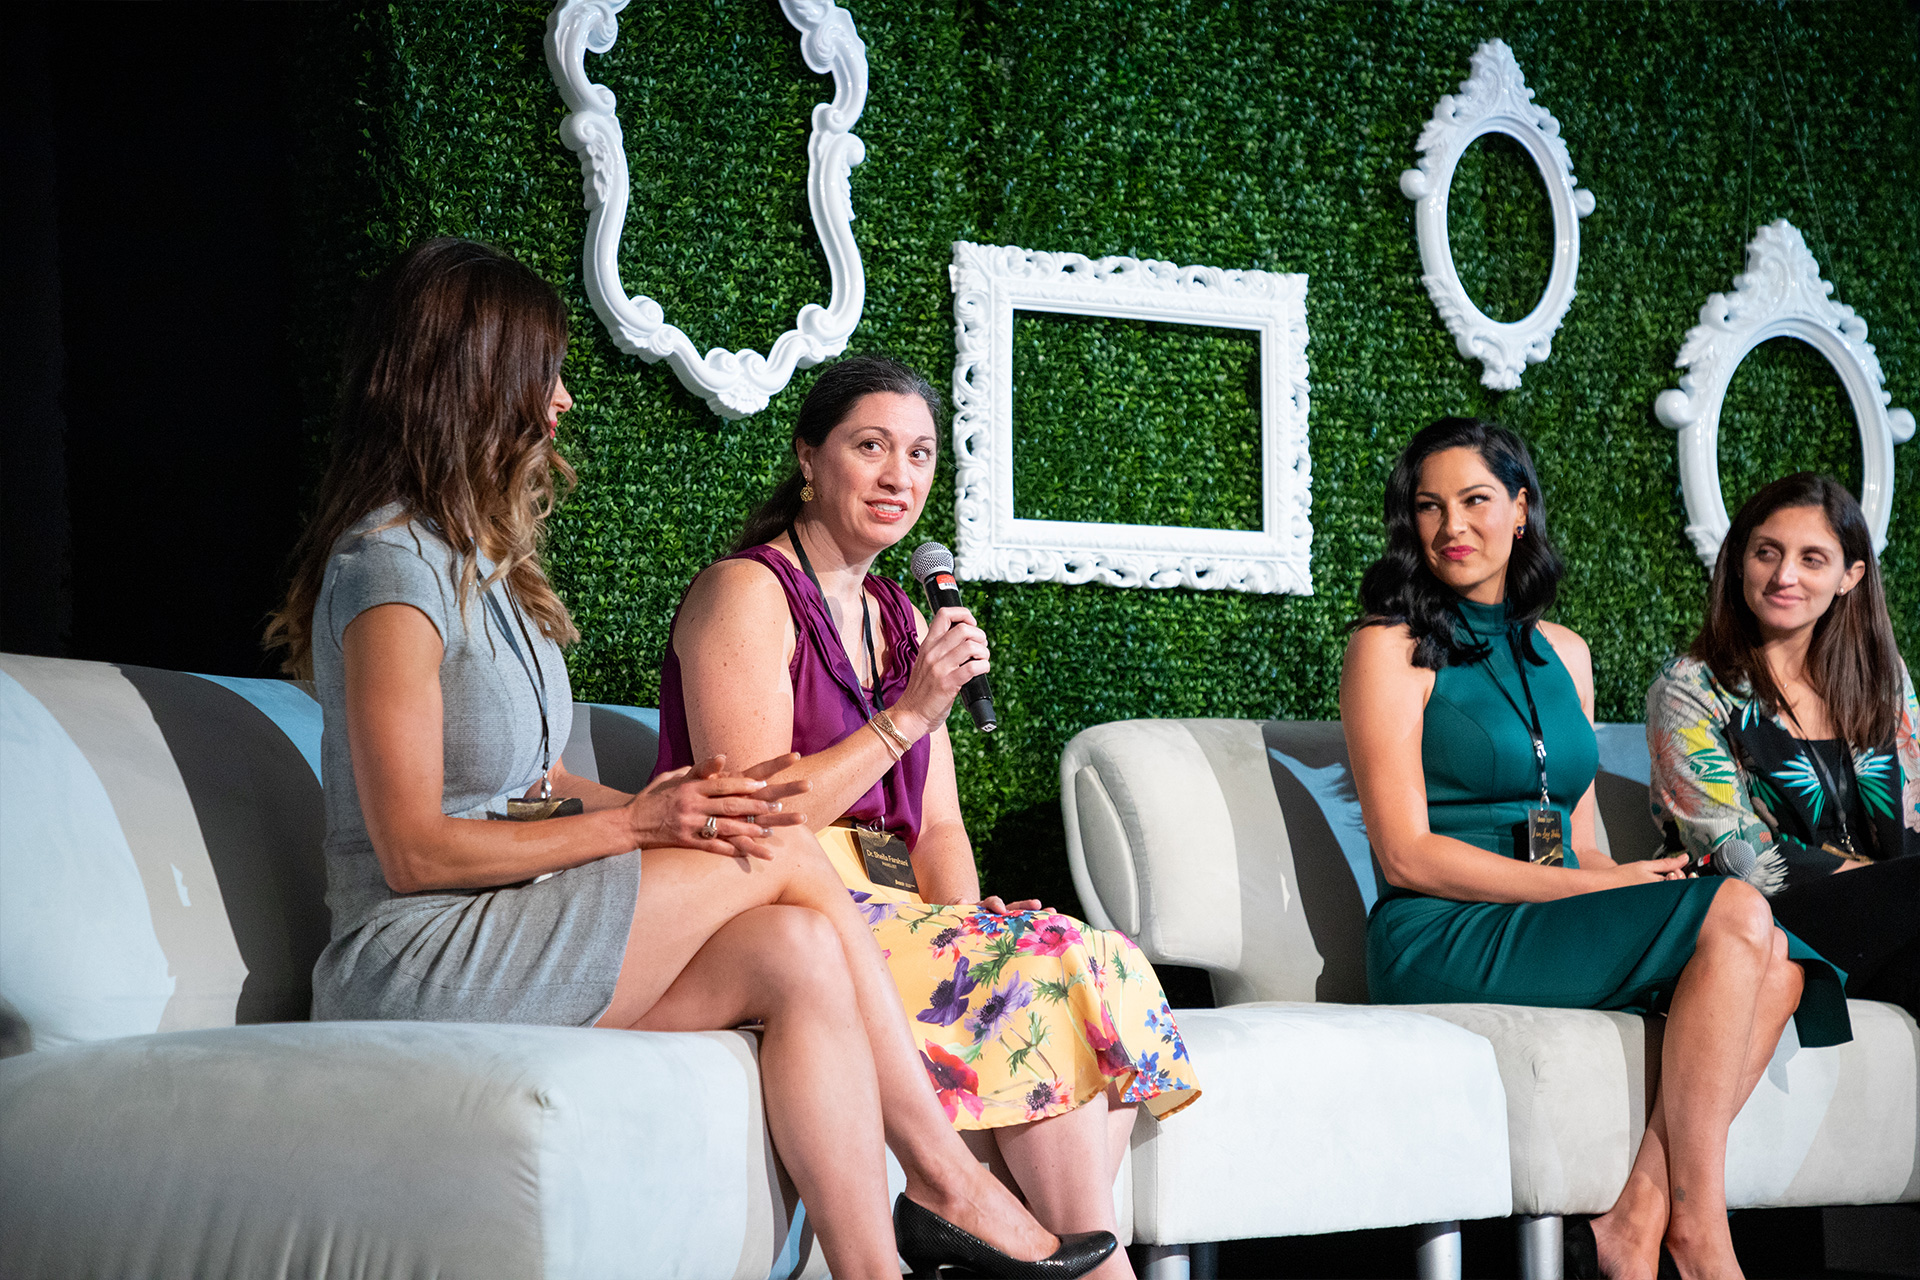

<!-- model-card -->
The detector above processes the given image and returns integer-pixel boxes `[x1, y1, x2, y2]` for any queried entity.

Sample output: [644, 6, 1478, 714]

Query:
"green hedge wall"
[292, 0, 1918, 909]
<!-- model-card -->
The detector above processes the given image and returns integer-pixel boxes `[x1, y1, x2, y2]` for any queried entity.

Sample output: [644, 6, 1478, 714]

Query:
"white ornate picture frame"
[1655, 219, 1914, 568]
[545, 0, 868, 420]
[949, 242, 1312, 593]
[1400, 39, 1596, 391]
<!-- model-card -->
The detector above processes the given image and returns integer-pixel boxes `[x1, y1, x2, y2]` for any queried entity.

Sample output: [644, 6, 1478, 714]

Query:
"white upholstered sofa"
[1062, 717, 1920, 1279]
[0, 653, 871, 1279]
[0, 651, 1498, 1280]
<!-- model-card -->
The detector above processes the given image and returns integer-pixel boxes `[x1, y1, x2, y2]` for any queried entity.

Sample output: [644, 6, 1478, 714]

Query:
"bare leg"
[1664, 923, 1800, 1279]
[628, 904, 898, 1278]
[1591, 882, 1798, 1280]
[596, 834, 1058, 1265]
[993, 1085, 1141, 1280]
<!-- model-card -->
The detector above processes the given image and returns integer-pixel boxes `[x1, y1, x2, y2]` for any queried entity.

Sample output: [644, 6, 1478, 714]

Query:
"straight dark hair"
[1690, 472, 1900, 748]
[1355, 416, 1565, 669]
[732, 355, 943, 552]
[266, 238, 576, 676]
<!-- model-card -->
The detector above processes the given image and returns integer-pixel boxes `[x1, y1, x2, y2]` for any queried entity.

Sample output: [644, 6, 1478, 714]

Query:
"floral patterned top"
[1647, 655, 1920, 894]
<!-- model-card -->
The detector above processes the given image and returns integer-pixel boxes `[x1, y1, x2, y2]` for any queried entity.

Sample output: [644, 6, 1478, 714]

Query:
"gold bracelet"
[871, 709, 914, 754]
[867, 717, 904, 759]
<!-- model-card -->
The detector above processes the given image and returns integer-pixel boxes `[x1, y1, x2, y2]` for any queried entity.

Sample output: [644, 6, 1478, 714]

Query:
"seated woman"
[270, 241, 1113, 1280]
[1341, 417, 1849, 1280]
[657, 355, 1199, 1280]
[1648, 473, 1918, 1018]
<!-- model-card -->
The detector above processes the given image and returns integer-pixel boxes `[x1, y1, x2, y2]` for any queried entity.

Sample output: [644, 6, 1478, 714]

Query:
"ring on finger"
[699, 814, 719, 840]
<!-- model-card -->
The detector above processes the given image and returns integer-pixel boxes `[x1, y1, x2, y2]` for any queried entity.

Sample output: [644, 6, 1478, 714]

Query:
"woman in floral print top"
[1649, 473, 1919, 1017]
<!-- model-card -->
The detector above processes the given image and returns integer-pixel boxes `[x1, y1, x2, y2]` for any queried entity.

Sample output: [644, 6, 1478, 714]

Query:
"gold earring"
[800, 480, 815, 503]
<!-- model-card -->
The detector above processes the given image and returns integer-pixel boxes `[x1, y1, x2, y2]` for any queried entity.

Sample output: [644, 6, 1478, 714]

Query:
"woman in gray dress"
[266, 239, 1113, 1280]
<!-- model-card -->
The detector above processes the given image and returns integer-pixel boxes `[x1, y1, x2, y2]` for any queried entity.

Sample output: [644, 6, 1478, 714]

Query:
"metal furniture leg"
[1519, 1213, 1564, 1280]
[1414, 1220, 1463, 1280]
[1140, 1243, 1191, 1280]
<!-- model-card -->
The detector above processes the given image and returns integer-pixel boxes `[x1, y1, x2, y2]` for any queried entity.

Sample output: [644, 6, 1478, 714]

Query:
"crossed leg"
[1592, 880, 1805, 1280]
[595, 830, 1060, 1278]
[991, 1085, 1142, 1280]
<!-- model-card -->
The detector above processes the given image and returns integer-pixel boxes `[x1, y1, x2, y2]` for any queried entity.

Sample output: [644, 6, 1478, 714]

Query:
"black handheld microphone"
[908, 541, 996, 732]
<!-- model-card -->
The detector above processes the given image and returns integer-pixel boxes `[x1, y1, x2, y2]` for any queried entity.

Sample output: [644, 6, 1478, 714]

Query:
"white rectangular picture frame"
[948, 241, 1312, 593]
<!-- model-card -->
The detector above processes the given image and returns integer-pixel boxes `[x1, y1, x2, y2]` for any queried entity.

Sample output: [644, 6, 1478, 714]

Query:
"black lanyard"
[483, 583, 554, 800]
[1460, 615, 1552, 809]
[787, 526, 883, 718]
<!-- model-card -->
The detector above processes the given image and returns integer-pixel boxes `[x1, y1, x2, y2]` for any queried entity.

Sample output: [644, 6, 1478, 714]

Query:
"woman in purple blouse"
[658, 357, 1198, 1280]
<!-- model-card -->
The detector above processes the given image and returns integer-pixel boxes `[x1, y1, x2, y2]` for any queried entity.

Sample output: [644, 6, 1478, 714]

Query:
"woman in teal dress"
[1341, 418, 1850, 1280]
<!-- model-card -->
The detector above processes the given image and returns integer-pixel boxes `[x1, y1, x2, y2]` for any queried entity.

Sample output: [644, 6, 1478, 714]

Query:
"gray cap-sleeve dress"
[309, 504, 639, 1026]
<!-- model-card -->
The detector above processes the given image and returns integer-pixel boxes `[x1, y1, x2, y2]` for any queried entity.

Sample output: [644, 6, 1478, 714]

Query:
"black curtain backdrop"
[2, 3, 307, 678]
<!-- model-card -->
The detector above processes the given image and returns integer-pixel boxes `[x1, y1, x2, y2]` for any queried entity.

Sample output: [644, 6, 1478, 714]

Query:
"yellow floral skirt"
[820, 827, 1200, 1131]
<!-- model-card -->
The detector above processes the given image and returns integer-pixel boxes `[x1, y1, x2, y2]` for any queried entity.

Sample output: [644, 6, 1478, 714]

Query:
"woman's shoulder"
[1341, 619, 1423, 678]
[328, 504, 450, 569]
[1650, 654, 1720, 698]
[1534, 619, 1589, 662]
[1646, 654, 1743, 725]
[316, 505, 460, 649]
[678, 550, 795, 634]
[1533, 619, 1592, 695]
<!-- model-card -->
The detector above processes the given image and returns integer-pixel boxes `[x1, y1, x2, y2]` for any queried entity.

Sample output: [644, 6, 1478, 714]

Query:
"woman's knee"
[746, 904, 856, 999]
[1765, 927, 1805, 1002]
[1702, 878, 1775, 952]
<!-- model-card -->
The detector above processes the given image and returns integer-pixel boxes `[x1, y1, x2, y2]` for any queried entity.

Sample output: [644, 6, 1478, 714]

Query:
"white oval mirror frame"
[1655, 219, 1915, 569]
[1400, 39, 1596, 392]
[544, 0, 869, 421]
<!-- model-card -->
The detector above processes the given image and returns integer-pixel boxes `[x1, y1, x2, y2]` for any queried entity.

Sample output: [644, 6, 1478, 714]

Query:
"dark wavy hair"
[1354, 416, 1565, 669]
[266, 238, 576, 676]
[1690, 472, 1900, 747]
[732, 354, 943, 552]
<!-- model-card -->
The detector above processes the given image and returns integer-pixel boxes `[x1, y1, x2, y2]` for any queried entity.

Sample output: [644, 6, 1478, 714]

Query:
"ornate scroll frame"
[1655, 219, 1915, 568]
[544, 0, 868, 420]
[949, 241, 1313, 594]
[1400, 39, 1596, 391]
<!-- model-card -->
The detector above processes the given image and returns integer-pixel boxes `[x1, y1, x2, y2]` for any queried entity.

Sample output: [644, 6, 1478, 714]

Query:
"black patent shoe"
[893, 1194, 1118, 1279]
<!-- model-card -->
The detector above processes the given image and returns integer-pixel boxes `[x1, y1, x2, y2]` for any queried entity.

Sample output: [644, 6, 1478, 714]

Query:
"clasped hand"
[626, 753, 810, 860]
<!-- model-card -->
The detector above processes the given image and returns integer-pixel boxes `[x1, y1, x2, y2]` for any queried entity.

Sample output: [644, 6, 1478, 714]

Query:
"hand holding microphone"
[896, 542, 997, 734]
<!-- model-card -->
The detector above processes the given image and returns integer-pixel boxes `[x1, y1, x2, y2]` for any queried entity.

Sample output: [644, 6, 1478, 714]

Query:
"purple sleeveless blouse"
[653, 543, 931, 845]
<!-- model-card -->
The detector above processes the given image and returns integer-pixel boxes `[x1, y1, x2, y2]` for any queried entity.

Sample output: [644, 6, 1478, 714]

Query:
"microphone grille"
[909, 541, 955, 580]
[1717, 839, 1756, 879]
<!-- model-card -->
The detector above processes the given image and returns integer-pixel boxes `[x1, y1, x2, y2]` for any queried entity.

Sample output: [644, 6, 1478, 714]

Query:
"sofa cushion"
[1407, 999, 1920, 1214]
[0, 1022, 824, 1280]
[1126, 1003, 1511, 1243]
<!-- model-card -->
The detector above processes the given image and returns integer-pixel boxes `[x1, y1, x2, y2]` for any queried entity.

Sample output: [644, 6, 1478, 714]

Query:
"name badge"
[1525, 807, 1565, 865]
[502, 796, 585, 822]
[857, 828, 919, 893]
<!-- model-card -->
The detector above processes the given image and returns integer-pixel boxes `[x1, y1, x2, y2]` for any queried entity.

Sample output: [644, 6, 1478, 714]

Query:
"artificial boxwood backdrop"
[291, 0, 1918, 908]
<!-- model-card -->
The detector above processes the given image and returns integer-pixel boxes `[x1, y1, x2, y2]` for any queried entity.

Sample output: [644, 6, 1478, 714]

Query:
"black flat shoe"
[1564, 1215, 1607, 1280]
[893, 1194, 1118, 1279]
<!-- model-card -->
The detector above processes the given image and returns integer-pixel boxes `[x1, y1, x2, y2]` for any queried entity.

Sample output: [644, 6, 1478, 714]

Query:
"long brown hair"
[266, 238, 578, 677]
[1690, 472, 1901, 747]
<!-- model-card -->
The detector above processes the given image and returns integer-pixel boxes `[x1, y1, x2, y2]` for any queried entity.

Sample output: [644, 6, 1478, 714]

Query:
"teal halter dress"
[1366, 597, 1852, 1049]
